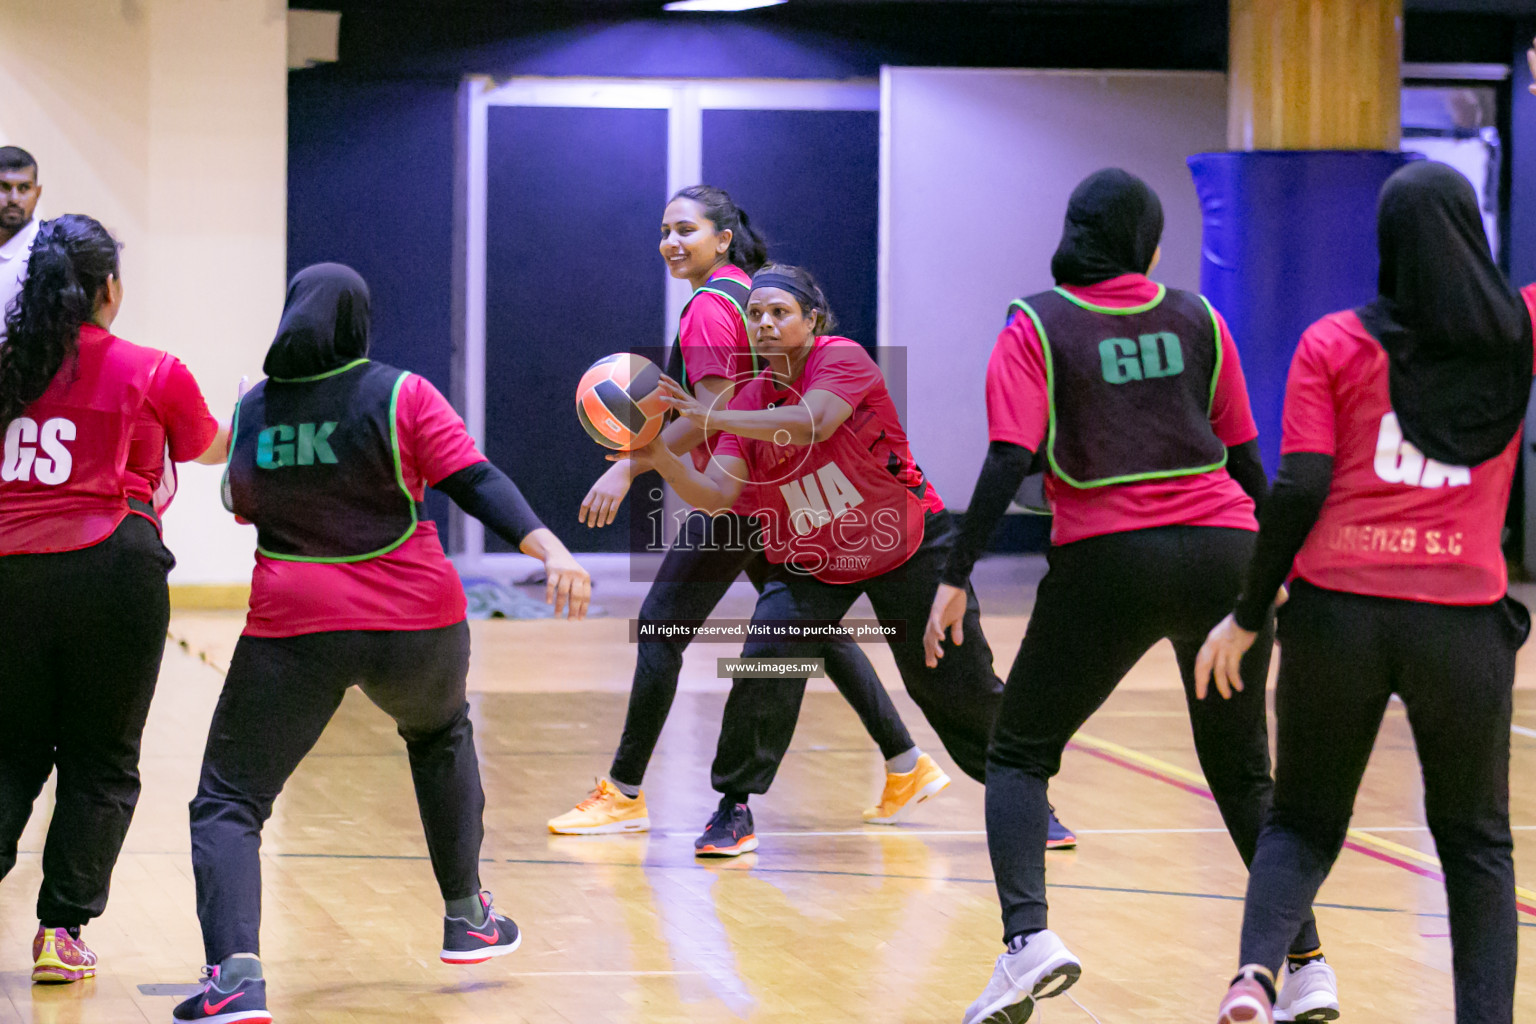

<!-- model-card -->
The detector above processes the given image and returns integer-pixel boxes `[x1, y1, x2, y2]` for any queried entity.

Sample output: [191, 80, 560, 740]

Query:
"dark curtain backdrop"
[482, 106, 669, 554]
[702, 109, 879, 356]
[288, 74, 458, 535]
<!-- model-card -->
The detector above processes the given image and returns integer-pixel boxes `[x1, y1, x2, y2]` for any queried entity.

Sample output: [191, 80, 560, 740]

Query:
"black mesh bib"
[1008, 286, 1226, 489]
[225, 359, 424, 561]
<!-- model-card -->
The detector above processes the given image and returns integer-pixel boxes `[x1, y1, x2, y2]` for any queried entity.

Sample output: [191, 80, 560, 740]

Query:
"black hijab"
[263, 263, 372, 380]
[1357, 161, 1531, 467]
[1050, 169, 1165, 287]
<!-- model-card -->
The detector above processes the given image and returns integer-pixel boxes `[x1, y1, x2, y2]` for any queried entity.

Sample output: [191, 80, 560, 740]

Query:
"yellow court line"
[1070, 730, 1536, 907]
[1071, 732, 1208, 787]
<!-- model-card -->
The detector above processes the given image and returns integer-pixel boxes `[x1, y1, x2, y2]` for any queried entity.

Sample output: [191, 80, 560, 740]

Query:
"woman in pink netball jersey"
[1203, 160, 1535, 1024]
[0, 214, 226, 985]
[625, 263, 1071, 857]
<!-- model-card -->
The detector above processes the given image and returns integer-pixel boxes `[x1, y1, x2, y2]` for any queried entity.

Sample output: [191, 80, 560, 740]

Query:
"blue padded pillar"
[1187, 151, 1418, 474]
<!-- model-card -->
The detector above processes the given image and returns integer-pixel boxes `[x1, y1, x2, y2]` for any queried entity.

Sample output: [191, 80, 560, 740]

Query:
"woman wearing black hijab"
[1202, 162, 1535, 1024]
[174, 264, 593, 1024]
[930, 169, 1333, 1024]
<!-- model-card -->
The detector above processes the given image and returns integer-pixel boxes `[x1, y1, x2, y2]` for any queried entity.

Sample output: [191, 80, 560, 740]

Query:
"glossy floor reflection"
[4, 567, 1536, 1022]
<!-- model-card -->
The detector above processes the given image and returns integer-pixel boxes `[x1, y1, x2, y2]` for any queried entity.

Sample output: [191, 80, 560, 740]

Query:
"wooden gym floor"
[4, 555, 1536, 1023]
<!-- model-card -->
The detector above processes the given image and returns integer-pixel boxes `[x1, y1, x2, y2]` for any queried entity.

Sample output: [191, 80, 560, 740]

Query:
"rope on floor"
[1066, 991, 1107, 1024]
[166, 629, 230, 676]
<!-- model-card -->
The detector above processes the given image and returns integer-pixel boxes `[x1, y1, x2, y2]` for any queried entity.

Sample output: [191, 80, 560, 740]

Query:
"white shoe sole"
[1218, 993, 1272, 1024]
[695, 835, 759, 857]
[440, 930, 523, 964]
[966, 958, 1080, 1024]
[547, 817, 650, 835]
[865, 775, 953, 825]
[1274, 1005, 1339, 1022]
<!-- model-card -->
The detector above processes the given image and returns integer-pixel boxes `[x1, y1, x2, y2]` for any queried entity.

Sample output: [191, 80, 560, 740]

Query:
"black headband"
[749, 272, 818, 313]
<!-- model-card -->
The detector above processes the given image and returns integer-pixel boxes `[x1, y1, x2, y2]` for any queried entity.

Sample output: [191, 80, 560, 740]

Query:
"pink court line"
[1065, 741, 1536, 919]
[1069, 742, 1214, 801]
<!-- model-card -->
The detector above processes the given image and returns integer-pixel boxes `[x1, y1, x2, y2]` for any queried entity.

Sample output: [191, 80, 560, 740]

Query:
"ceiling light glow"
[663, 0, 787, 11]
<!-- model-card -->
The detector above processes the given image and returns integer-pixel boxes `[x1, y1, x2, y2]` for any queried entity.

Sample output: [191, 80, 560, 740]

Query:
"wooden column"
[1228, 0, 1403, 150]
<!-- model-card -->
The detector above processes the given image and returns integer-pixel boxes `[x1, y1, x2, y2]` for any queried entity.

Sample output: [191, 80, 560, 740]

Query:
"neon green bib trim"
[1049, 282, 1167, 316]
[675, 275, 760, 386]
[267, 357, 371, 384]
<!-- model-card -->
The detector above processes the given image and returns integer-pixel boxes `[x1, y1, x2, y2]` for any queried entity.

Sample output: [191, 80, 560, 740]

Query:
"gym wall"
[295, 7, 1536, 572]
[291, 4, 1232, 569]
[0, 0, 287, 588]
[880, 68, 1227, 513]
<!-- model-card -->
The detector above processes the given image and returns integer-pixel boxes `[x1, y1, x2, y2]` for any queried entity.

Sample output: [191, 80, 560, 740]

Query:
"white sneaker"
[962, 930, 1081, 1024]
[1273, 960, 1339, 1022]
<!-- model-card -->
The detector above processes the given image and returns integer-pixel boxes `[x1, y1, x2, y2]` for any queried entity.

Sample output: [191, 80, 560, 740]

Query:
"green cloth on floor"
[461, 579, 605, 621]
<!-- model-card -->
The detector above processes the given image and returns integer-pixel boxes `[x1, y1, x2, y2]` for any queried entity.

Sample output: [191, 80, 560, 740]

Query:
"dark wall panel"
[702, 109, 879, 354]
[483, 106, 669, 552]
[288, 73, 458, 535]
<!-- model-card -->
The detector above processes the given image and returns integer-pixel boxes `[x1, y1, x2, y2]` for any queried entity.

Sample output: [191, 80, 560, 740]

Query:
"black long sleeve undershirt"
[432, 461, 545, 550]
[1224, 439, 1269, 517]
[1233, 451, 1334, 632]
[942, 439, 1276, 590]
[942, 440, 1036, 588]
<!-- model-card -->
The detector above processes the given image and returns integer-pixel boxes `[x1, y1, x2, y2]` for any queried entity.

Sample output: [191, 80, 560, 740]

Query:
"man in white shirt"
[0, 147, 43, 326]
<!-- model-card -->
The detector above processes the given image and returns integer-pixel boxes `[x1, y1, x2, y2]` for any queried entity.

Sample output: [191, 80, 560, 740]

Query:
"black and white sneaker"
[441, 891, 522, 965]
[694, 796, 758, 857]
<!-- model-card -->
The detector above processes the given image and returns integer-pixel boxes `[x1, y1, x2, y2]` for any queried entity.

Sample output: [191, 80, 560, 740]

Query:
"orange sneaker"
[863, 753, 952, 824]
[32, 925, 97, 983]
[548, 777, 650, 835]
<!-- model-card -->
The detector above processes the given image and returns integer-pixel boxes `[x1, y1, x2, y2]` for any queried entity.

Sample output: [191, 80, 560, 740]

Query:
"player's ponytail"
[0, 215, 120, 424]
[671, 185, 768, 275]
